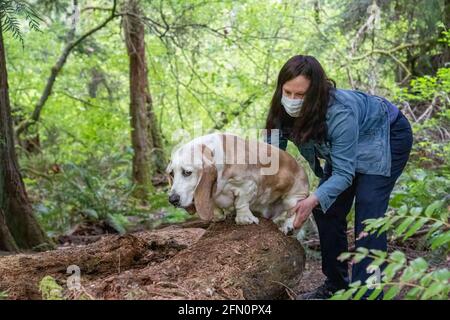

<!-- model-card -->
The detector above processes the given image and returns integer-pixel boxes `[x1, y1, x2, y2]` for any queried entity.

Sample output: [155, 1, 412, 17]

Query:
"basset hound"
[166, 133, 309, 234]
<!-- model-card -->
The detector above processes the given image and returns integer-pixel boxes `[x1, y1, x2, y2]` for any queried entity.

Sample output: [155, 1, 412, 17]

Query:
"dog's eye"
[182, 169, 192, 177]
[169, 170, 174, 178]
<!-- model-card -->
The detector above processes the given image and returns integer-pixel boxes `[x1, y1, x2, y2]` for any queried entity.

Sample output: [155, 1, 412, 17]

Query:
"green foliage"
[23, 150, 190, 235]
[367, 168, 450, 249]
[2, 1, 448, 301]
[0, 291, 7, 299]
[0, 0, 42, 45]
[27, 153, 139, 235]
[39, 276, 64, 300]
[332, 249, 449, 300]
[331, 168, 449, 300]
[147, 191, 191, 225]
[395, 67, 450, 103]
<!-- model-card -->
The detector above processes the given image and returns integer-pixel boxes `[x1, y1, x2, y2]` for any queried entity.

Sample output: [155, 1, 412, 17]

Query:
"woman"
[264, 55, 413, 299]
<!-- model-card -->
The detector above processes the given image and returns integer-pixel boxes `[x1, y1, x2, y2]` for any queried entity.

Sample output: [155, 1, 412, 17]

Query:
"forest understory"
[0, 0, 448, 301]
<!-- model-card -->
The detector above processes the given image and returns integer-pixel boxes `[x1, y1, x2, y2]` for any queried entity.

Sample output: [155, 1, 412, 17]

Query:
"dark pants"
[313, 111, 413, 295]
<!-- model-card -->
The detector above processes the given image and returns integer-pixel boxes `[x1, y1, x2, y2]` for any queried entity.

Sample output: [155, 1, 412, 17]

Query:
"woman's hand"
[293, 194, 320, 229]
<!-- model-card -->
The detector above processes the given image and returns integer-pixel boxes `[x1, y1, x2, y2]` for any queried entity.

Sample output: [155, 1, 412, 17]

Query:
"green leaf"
[401, 262, 427, 283]
[106, 213, 130, 235]
[424, 200, 443, 217]
[377, 216, 401, 235]
[410, 257, 428, 273]
[383, 262, 404, 281]
[349, 280, 363, 288]
[330, 288, 357, 300]
[421, 282, 446, 300]
[432, 269, 450, 282]
[420, 273, 434, 287]
[353, 285, 369, 300]
[403, 217, 428, 239]
[355, 247, 369, 255]
[405, 287, 422, 299]
[395, 217, 415, 236]
[409, 207, 423, 216]
[425, 221, 444, 239]
[81, 209, 99, 220]
[397, 205, 408, 216]
[367, 288, 383, 300]
[352, 253, 367, 263]
[372, 259, 386, 269]
[383, 286, 401, 300]
[390, 251, 406, 264]
[430, 231, 450, 250]
[337, 252, 352, 262]
[369, 249, 387, 258]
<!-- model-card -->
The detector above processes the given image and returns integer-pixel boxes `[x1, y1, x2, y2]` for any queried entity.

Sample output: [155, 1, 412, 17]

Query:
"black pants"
[313, 111, 413, 294]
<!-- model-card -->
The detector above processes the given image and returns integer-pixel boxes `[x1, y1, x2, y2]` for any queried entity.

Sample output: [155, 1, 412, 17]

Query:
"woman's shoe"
[296, 283, 336, 300]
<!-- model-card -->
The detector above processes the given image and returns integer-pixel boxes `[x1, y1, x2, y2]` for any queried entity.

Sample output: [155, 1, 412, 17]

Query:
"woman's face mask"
[281, 95, 304, 117]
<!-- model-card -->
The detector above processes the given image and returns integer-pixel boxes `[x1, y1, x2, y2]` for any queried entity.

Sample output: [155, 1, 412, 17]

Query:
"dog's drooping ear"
[194, 144, 217, 220]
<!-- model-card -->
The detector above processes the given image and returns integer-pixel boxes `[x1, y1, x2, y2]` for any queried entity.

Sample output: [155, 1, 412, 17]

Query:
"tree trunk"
[0, 25, 49, 252]
[124, 0, 166, 200]
[0, 219, 305, 300]
[442, 0, 450, 67]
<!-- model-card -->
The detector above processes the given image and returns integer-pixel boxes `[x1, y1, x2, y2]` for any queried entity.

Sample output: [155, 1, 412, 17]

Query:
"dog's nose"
[168, 193, 181, 206]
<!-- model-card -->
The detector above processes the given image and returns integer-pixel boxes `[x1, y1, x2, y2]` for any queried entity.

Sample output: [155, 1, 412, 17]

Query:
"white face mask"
[281, 95, 304, 117]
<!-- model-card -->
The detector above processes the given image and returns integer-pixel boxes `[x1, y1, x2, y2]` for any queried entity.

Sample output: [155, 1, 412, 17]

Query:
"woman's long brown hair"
[265, 55, 336, 144]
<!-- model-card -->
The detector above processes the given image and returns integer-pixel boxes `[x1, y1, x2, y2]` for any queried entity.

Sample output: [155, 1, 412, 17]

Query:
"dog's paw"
[212, 208, 226, 222]
[235, 212, 259, 225]
[279, 216, 295, 235]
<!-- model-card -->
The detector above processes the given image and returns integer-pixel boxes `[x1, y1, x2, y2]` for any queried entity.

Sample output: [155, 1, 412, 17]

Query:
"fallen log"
[0, 218, 305, 300]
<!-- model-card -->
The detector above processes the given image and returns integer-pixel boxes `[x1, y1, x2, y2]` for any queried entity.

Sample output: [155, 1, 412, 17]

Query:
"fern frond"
[0, 0, 43, 46]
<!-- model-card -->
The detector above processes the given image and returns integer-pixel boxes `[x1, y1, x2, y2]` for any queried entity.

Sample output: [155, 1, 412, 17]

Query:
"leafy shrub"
[332, 249, 449, 300]
[23, 151, 190, 236]
[331, 169, 449, 300]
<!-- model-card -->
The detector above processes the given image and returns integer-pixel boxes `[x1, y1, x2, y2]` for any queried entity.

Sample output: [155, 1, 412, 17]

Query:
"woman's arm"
[313, 104, 358, 213]
[294, 104, 358, 228]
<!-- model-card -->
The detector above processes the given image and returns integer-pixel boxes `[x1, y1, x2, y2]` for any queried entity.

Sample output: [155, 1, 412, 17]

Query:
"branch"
[81, 6, 112, 13]
[15, 0, 118, 136]
[57, 90, 104, 109]
[350, 41, 431, 61]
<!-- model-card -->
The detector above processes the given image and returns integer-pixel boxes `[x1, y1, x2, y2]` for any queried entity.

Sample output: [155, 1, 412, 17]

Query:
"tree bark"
[124, 0, 166, 200]
[0, 25, 49, 252]
[0, 219, 305, 300]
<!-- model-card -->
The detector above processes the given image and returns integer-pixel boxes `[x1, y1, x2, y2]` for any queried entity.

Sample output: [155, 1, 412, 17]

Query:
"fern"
[363, 201, 450, 251]
[330, 185, 449, 300]
[332, 249, 450, 300]
[0, 0, 43, 46]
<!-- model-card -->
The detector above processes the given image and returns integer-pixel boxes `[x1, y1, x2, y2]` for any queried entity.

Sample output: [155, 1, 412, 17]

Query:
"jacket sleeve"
[313, 105, 358, 212]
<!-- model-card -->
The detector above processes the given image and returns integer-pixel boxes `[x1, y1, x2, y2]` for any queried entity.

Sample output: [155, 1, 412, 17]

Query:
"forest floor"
[1, 218, 306, 300]
[60, 223, 328, 299]
[54, 219, 448, 299]
[57, 220, 326, 299]
[1, 217, 446, 300]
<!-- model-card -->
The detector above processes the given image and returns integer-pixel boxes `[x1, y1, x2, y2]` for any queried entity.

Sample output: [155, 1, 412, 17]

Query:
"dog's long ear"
[194, 144, 217, 220]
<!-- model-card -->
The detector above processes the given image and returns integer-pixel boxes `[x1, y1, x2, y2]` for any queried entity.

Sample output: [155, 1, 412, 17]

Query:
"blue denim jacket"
[265, 88, 393, 213]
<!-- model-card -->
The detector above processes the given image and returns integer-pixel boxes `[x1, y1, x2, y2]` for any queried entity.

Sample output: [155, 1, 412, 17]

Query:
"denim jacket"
[265, 88, 392, 213]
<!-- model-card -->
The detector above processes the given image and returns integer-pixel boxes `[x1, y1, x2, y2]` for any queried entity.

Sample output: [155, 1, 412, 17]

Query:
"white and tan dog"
[166, 133, 309, 234]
